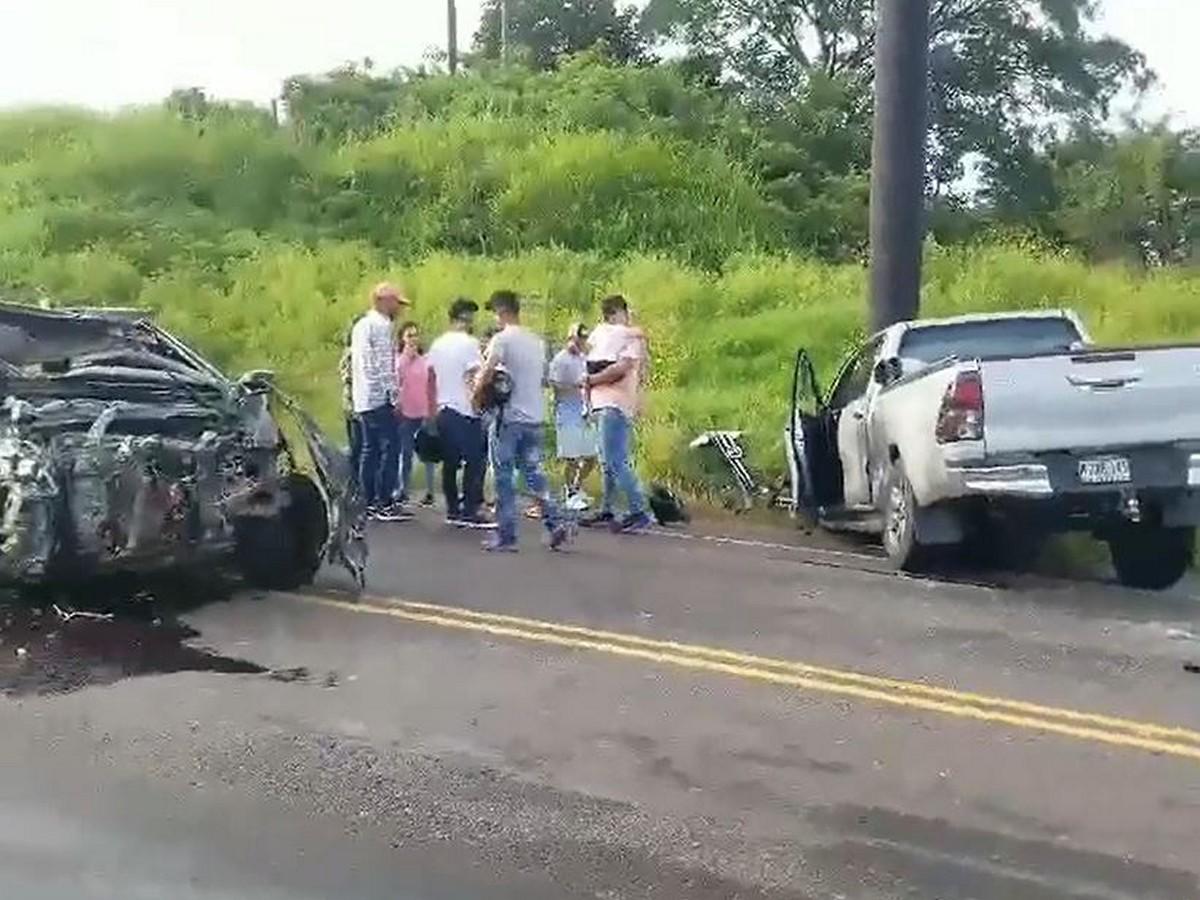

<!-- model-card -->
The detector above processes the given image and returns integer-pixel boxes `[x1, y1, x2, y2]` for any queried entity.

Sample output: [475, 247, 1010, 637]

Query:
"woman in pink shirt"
[394, 322, 436, 507]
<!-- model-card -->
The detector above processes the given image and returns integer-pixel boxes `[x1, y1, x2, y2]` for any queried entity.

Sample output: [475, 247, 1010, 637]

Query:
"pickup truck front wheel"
[234, 474, 328, 591]
[1108, 524, 1194, 591]
[881, 462, 927, 571]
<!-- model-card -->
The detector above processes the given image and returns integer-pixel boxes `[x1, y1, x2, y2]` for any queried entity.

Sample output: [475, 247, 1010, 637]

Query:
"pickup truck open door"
[786, 349, 843, 519]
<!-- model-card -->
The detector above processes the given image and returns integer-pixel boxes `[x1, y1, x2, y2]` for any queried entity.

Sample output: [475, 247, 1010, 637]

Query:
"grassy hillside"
[1, 73, 1197, 497]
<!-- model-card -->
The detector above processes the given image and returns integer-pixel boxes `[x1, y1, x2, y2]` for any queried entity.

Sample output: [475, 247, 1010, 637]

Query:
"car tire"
[1108, 524, 1194, 591]
[234, 474, 327, 591]
[881, 461, 926, 571]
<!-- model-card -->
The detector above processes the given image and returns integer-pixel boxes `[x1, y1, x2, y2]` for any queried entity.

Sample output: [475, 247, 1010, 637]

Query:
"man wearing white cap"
[547, 322, 598, 510]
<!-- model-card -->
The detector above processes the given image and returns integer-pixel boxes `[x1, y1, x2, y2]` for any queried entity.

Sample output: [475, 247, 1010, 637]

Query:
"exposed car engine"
[0, 303, 365, 589]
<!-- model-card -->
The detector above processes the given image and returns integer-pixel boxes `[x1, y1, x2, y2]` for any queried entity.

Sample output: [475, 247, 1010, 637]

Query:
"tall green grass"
[7, 240, 1195, 494]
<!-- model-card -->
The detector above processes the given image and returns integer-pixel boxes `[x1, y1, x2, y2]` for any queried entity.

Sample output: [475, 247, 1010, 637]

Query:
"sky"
[0, 0, 1194, 127]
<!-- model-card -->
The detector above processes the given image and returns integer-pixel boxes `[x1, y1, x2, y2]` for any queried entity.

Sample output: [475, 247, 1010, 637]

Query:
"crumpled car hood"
[0, 301, 366, 587]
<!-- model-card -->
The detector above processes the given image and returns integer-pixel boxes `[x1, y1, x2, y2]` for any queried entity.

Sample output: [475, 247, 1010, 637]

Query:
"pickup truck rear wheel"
[1108, 525, 1194, 591]
[881, 462, 927, 571]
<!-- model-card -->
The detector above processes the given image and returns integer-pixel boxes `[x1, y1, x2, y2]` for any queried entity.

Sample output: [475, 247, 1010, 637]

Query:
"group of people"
[341, 282, 652, 552]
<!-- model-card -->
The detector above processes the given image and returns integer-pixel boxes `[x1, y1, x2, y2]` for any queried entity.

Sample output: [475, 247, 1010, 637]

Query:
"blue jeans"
[358, 405, 398, 507]
[397, 415, 435, 498]
[597, 407, 646, 517]
[491, 420, 561, 546]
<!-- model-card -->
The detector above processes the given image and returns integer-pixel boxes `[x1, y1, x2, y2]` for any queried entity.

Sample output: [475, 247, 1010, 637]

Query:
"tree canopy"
[643, 0, 1151, 195]
[474, 0, 650, 69]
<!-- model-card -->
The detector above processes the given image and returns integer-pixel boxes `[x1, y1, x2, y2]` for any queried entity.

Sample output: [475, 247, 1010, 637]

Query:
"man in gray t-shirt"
[487, 321, 546, 425]
[477, 290, 571, 552]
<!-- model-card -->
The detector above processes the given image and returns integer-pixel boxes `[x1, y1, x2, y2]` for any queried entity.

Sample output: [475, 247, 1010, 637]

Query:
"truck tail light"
[935, 369, 984, 443]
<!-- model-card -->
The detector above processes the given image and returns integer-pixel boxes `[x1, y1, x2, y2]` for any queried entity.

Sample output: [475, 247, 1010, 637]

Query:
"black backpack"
[648, 484, 689, 525]
[414, 426, 443, 464]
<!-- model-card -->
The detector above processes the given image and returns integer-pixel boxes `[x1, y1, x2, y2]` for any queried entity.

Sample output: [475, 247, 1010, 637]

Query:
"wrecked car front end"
[0, 303, 365, 589]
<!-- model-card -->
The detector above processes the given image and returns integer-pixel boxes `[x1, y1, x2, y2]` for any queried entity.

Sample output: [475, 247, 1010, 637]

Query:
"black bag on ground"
[648, 484, 689, 525]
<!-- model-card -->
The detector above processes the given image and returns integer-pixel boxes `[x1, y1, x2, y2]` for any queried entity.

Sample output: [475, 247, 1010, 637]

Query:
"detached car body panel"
[0, 303, 366, 588]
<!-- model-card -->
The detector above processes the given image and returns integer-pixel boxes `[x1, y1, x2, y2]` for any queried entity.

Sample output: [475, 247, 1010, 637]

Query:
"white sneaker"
[565, 491, 591, 512]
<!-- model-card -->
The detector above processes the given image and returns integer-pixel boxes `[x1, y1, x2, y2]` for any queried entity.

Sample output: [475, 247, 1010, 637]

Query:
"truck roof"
[877, 309, 1088, 342]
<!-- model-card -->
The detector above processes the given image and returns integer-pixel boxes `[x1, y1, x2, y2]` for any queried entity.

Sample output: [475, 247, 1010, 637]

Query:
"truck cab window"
[828, 338, 882, 410]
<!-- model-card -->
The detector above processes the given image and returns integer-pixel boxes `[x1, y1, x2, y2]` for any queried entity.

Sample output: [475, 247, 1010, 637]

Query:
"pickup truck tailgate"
[981, 346, 1200, 455]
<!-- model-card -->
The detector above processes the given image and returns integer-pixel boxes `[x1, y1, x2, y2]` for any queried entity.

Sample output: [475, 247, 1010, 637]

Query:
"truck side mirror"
[873, 358, 899, 386]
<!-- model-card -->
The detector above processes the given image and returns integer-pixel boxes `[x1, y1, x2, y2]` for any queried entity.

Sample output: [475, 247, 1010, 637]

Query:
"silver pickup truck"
[786, 310, 1200, 589]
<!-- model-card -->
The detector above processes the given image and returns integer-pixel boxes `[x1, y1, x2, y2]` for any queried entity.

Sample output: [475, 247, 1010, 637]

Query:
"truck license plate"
[1078, 457, 1131, 485]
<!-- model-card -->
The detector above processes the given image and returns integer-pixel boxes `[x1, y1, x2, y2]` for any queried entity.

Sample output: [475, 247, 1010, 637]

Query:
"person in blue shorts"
[547, 322, 598, 511]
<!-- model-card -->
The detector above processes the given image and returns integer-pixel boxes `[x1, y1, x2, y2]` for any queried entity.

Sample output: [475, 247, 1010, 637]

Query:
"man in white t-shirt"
[426, 298, 490, 527]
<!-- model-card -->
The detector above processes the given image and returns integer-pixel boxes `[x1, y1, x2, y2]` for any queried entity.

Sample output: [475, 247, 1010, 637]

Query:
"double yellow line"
[297, 593, 1200, 763]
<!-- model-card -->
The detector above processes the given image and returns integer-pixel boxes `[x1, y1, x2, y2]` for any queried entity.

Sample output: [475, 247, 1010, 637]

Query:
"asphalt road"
[2, 512, 1200, 899]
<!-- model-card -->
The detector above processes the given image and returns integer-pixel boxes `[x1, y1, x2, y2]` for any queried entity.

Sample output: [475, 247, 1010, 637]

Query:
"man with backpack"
[474, 290, 572, 553]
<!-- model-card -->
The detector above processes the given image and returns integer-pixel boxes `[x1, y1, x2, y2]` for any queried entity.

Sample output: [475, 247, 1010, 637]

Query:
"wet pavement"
[0, 579, 264, 698]
[2, 515, 1199, 898]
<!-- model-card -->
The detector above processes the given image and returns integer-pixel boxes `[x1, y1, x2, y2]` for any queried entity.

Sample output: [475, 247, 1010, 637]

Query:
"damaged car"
[0, 302, 366, 590]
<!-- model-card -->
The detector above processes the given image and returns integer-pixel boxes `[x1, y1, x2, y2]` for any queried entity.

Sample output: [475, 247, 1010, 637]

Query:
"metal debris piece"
[51, 603, 114, 623]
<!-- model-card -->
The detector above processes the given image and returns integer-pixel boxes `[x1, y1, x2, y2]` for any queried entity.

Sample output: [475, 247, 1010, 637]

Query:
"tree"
[282, 63, 408, 143]
[643, 0, 1150, 193]
[474, 0, 650, 70]
[1050, 126, 1198, 266]
[165, 87, 210, 121]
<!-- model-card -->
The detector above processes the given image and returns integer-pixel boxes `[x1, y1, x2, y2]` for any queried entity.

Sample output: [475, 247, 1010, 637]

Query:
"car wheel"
[881, 462, 926, 571]
[1108, 524, 1194, 591]
[234, 475, 328, 591]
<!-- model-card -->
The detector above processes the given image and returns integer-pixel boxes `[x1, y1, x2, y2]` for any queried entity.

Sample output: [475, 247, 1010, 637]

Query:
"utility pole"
[867, 0, 930, 332]
[499, 0, 508, 63]
[447, 0, 459, 74]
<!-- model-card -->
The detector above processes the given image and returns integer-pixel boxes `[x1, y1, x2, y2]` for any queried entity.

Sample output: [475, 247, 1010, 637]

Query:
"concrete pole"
[867, 0, 930, 331]
[447, 0, 459, 74]
[500, 0, 509, 62]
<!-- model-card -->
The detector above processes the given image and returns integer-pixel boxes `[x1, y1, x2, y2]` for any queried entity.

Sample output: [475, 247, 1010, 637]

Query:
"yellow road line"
[294, 594, 1200, 763]
[390, 597, 1200, 747]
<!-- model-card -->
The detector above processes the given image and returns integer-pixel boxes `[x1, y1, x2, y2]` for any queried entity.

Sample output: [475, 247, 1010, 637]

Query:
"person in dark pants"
[350, 282, 410, 521]
[426, 298, 492, 529]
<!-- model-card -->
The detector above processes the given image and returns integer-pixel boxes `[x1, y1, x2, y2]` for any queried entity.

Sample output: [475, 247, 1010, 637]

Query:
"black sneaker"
[459, 512, 498, 530]
[420, 494, 435, 508]
[481, 537, 518, 553]
[579, 510, 615, 529]
[613, 512, 653, 534]
[376, 503, 414, 522]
